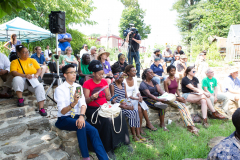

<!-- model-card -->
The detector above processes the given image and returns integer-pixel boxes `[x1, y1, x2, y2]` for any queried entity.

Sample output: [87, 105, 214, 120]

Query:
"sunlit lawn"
[115, 119, 234, 160]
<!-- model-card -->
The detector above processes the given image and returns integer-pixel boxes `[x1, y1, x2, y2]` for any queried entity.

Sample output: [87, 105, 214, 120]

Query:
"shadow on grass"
[114, 119, 234, 160]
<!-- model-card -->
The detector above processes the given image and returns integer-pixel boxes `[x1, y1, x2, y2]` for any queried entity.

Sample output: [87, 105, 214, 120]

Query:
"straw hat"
[97, 50, 110, 61]
[230, 68, 238, 74]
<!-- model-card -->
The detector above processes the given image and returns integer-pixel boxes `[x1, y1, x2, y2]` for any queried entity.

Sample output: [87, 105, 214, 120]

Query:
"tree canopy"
[0, 0, 36, 19]
[119, 0, 151, 40]
[172, 0, 240, 45]
[0, 0, 96, 29]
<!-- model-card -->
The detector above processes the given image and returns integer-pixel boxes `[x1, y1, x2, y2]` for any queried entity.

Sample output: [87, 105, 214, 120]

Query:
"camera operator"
[126, 28, 141, 78]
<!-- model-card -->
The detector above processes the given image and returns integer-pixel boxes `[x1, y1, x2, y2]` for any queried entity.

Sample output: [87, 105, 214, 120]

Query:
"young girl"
[164, 65, 199, 136]
[110, 65, 146, 142]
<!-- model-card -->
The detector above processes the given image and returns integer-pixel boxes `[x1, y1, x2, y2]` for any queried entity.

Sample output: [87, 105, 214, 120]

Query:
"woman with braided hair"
[139, 68, 169, 131]
[124, 64, 157, 132]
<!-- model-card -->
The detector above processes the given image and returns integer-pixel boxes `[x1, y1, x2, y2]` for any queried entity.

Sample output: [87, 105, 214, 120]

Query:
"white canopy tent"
[0, 17, 53, 43]
[226, 24, 240, 61]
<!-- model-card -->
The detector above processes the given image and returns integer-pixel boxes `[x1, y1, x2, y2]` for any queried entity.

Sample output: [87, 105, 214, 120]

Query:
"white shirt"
[0, 53, 10, 72]
[44, 49, 52, 60]
[54, 81, 87, 117]
[123, 77, 139, 97]
[80, 49, 89, 58]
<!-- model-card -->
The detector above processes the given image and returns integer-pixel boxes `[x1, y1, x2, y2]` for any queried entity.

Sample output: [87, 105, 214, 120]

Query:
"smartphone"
[76, 86, 82, 97]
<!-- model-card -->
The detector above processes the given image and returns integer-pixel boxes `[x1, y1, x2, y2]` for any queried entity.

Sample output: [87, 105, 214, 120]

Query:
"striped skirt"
[122, 109, 140, 128]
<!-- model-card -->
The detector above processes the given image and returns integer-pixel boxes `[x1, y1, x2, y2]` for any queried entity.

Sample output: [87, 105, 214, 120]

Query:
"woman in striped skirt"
[110, 64, 146, 142]
[164, 65, 199, 136]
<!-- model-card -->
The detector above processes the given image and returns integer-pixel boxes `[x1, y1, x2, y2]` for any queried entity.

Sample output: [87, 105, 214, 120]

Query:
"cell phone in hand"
[76, 86, 82, 97]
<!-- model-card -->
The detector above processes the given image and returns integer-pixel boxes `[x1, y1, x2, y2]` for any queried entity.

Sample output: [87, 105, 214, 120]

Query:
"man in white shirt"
[44, 45, 52, 62]
[0, 53, 13, 98]
[54, 64, 108, 160]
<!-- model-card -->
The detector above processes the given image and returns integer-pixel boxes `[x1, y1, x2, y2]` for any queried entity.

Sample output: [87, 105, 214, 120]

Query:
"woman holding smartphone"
[181, 66, 226, 128]
[83, 60, 130, 159]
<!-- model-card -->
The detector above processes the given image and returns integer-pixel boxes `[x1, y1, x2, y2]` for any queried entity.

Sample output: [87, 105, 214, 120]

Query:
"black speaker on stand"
[46, 11, 66, 104]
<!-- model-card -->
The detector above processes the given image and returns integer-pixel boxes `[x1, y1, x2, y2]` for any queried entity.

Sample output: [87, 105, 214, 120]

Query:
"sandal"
[187, 126, 199, 136]
[146, 126, 158, 131]
[140, 137, 147, 142]
[0, 93, 13, 98]
[160, 126, 169, 132]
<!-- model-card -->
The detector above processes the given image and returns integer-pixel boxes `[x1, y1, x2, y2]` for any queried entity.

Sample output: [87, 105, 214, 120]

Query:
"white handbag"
[91, 103, 122, 133]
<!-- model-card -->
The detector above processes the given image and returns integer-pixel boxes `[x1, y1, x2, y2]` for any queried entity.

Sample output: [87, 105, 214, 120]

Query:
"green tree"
[0, 0, 36, 18]
[172, 0, 201, 45]
[1, 0, 96, 29]
[119, 0, 151, 39]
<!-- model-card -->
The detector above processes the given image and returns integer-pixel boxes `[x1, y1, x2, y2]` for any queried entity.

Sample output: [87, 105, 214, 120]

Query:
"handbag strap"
[17, 58, 25, 74]
[112, 110, 122, 134]
[91, 107, 101, 124]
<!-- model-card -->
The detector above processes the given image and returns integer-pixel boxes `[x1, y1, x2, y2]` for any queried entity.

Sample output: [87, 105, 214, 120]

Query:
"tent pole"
[6, 30, 8, 42]
[19, 31, 20, 40]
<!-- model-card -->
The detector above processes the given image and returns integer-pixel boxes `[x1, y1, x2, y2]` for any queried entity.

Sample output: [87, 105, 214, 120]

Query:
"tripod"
[45, 33, 64, 104]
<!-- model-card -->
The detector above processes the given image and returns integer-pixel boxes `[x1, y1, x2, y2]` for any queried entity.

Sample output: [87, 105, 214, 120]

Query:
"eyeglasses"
[85, 46, 88, 47]
[66, 71, 77, 75]
[67, 49, 72, 51]
[94, 50, 97, 51]
[131, 70, 137, 73]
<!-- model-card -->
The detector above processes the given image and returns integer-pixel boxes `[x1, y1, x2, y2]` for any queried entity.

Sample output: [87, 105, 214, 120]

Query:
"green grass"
[115, 119, 234, 160]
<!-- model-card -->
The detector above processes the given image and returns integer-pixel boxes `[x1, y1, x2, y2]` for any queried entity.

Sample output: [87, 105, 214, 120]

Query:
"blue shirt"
[150, 63, 163, 76]
[58, 33, 72, 51]
[223, 76, 240, 92]
[208, 132, 240, 160]
[31, 53, 45, 64]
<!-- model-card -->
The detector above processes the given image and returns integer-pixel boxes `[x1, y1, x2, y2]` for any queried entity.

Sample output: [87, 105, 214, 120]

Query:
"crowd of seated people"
[1, 38, 240, 159]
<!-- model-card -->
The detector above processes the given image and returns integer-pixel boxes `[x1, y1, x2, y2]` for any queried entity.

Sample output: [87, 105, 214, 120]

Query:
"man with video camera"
[126, 28, 141, 78]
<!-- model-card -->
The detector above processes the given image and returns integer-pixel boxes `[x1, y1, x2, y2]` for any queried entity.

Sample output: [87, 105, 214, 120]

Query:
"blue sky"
[71, 0, 181, 49]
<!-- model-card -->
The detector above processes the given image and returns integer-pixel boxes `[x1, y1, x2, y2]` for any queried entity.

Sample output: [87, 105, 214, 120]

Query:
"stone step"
[0, 104, 36, 121]
[0, 116, 51, 145]
[0, 130, 62, 160]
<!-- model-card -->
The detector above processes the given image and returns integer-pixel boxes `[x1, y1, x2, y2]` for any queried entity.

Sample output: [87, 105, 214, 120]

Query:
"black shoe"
[39, 108, 47, 116]
[107, 150, 116, 160]
[17, 98, 24, 107]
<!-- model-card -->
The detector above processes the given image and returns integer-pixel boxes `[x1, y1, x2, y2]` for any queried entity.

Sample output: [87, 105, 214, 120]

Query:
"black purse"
[17, 58, 43, 86]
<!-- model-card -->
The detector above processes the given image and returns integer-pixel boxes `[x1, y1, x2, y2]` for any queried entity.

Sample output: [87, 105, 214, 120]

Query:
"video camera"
[123, 27, 138, 38]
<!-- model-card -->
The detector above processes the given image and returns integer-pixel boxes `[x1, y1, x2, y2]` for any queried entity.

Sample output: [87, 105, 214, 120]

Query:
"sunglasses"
[67, 49, 72, 51]
[193, 71, 196, 73]
[94, 64, 103, 68]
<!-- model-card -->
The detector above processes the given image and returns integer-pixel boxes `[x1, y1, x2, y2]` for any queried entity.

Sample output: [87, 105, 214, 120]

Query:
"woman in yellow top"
[10, 45, 47, 116]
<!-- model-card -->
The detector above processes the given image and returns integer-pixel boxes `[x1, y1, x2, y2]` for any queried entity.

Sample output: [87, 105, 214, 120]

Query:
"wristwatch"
[79, 114, 86, 120]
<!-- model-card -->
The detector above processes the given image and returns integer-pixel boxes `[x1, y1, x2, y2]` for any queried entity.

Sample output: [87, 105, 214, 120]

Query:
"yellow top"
[10, 58, 41, 75]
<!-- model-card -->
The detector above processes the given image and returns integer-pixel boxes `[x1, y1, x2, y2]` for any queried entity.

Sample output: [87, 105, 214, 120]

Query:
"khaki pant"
[225, 92, 240, 108]
[210, 93, 229, 112]
[0, 72, 13, 89]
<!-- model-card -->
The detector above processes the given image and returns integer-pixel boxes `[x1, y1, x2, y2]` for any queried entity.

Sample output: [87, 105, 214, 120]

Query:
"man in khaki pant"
[202, 68, 229, 112]
[0, 53, 13, 98]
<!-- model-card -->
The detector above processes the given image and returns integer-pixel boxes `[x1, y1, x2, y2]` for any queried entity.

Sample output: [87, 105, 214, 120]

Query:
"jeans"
[55, 115, 108, 160]
[128, 51, 140, 77]
[152, 76, 166, 85]
[164, 57, 174, 66]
